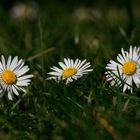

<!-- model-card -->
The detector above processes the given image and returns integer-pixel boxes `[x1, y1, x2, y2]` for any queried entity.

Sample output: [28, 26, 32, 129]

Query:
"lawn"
[0, 0, 140, 140]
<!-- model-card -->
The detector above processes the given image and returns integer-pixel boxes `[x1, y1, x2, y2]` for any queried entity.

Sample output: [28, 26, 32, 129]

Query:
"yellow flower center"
[122, 61, 137, 75]
[1, 70, 17, 85]
[63, 68, 77, 78]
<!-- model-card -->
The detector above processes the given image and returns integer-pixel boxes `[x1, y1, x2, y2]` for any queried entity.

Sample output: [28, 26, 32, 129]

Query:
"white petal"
[64, 58, 69, 67]
[16, 66, 29, 77]
[50, 66, 62, 73]
[67, 58, 71, 67]
[71, 59, 74, 68]
[48, 71, 61, 76]
[74, 59, 79, 67]
[7, 56, 12, 69]
[13, 61, 24, 72]
[12, 85, 19, 96]
[47, 76, 57, 80]
[1, 55, 6, 69]
[66, 77, 73, 84]
[75, 59, 81, 69]
[0, 62, 4, 71]
[9, 56, 18, 70]
[18, 74, 33, 80]
[16, 80, 30, 86]
[129, 46, 133, 60]
[78, 64, 91, 72]
[8, 92, 13, 100]
[77, 59, 86, 69]
[59, 62, 66, 69]
[121, 49, 128, 62]
[117, 54, 125, 64]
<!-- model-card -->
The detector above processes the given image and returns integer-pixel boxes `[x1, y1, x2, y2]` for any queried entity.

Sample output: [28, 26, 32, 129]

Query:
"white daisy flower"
[47, 58, 93, 84]
[105, 46, 140, 93]
[0, 56, 33, 100]
[10, 2, 39, 21]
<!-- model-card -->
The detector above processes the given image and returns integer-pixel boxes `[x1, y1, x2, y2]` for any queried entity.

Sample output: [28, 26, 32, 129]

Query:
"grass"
[0, 1, 140, 140]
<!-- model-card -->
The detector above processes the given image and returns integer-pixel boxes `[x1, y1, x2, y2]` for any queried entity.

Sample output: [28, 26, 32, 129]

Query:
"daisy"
[47, 58, 93, 84]
[0, 55, 33, 100]
[105, 46, 140, 93]
[10, 2, 39, 21]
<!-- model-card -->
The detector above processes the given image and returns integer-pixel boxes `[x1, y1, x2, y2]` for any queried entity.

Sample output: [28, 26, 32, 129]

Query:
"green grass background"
[0, 0, 140, 139]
